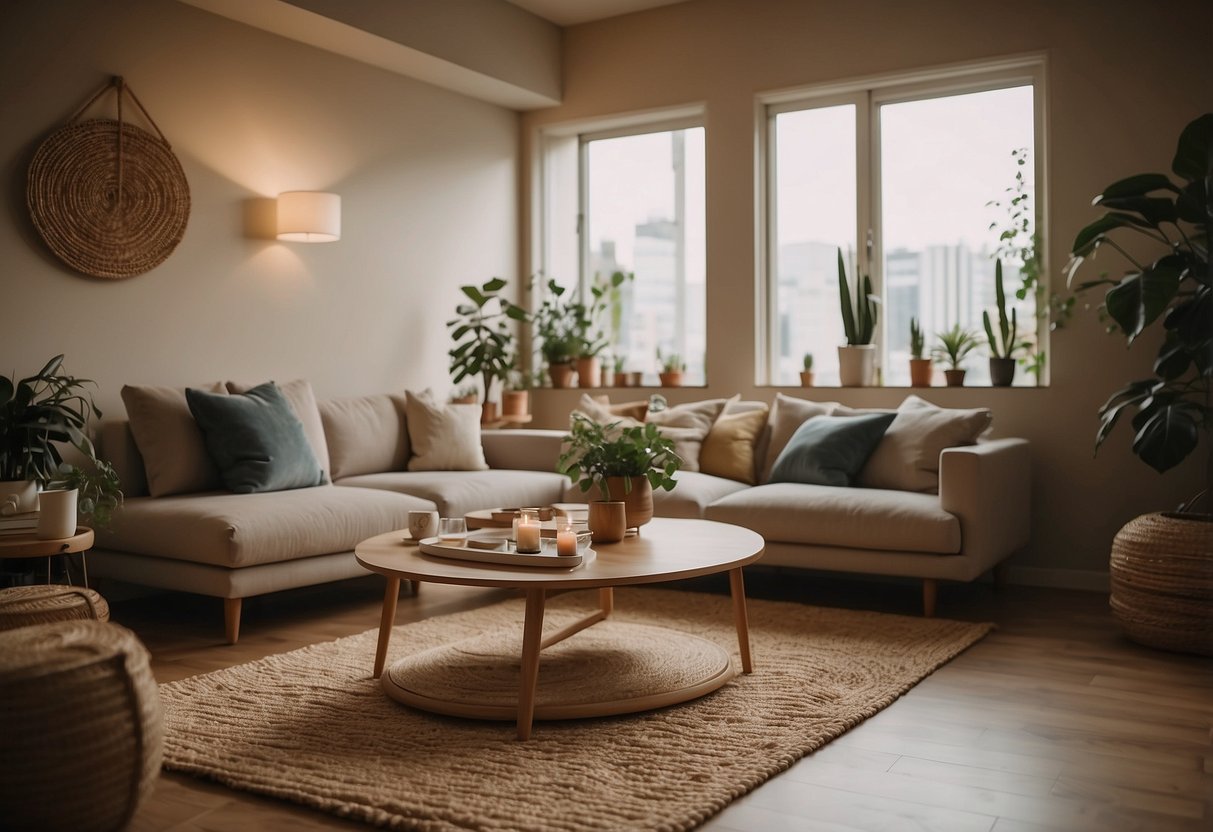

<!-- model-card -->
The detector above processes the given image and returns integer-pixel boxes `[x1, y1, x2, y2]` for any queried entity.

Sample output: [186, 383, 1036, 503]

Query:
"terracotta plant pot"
[989, 357, 1016, 387]
[501, 390, 529, 417]
[575, 356, 601, 388]
[627, 372, 643, 387]
[943, 369, 967, 387]
[605, 476, 653, 530]
[588, 501, 627, 544]
[837, 345, 876, 386]
[548, 363, 575, 389]
[799, 371, 815, 387]
[658, 371, 683, 387]
[909, 358, 933, 387]
[480, 401, 500, 424]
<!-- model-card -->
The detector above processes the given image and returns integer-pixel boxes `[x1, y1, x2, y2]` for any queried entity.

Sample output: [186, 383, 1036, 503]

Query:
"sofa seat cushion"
[335, 471, 568, 518]
[704, 483, 961, 554]
[97, 486, 429, 569]
[653, 472, 751, 519]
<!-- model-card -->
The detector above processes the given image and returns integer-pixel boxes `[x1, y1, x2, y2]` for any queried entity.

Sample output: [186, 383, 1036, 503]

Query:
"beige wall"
[0, 0, 518, 413]
[521, 0, 1212, 581]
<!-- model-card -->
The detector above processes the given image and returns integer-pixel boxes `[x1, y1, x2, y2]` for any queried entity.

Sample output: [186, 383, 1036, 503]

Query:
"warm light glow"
[276, 191, 341, 242]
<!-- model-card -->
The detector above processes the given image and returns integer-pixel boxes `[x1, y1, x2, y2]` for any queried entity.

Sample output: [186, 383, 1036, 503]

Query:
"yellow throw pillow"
[700, 406, 769, 484]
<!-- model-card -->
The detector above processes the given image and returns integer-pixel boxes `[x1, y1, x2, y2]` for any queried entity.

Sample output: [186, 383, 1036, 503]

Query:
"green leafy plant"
[837, 248, 878, 345]
[932, 325, 982, 370]
[530, 278, 581, 366]
[48, 462, 123, 528]
[983, 260, 1024, 359]
[657, 349, 686, 373]
[447, 277, 518, 402]
[0, 355, 123, 526]
[909, 319, 925, 359]
[1066, 113, 1211, 475]
[557, 413, 681, 500]
[802, 353, 814, 371]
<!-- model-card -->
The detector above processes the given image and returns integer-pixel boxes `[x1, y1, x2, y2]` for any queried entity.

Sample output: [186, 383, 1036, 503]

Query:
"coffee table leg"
[729, 567, 753, 673]
[517, 588, 547, 740]
[599, 587, 614, 616]
[373, 577, 401, 679]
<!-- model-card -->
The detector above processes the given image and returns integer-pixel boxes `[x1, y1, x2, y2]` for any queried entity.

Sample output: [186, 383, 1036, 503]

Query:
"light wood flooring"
[110, 570, 1213, 832]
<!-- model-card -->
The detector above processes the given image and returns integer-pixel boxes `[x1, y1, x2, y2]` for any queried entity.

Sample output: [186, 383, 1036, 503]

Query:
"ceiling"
[507, 0, 690, 26]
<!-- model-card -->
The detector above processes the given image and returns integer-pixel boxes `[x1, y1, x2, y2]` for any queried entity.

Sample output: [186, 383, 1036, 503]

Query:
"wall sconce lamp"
[276, 191, 341, 242]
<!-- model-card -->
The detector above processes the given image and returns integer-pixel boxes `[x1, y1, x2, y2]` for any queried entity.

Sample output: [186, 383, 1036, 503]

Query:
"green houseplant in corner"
[984, 260, 1026, 387]
[557, 413, 681, 542]
[1066, 112, 1212, 656]
[932, 325, 981, 387]
[447, 277, 519, 423]
[837, 248, 879, 386]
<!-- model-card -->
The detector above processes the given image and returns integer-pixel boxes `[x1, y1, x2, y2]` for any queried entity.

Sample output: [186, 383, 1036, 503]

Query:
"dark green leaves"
[1102, 259, 1183, 341]
[1171, 113, 1213, 182]
[556, 412, 682, 496]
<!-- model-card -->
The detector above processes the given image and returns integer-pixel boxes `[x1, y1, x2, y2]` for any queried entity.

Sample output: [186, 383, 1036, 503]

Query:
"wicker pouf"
[0, 620, 163, 832]
[1110, 512, 1213, 656]
[0, 584, 110, 631]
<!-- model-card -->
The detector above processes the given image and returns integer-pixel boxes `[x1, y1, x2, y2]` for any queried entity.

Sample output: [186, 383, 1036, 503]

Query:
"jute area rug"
[160, 588, 992, 831]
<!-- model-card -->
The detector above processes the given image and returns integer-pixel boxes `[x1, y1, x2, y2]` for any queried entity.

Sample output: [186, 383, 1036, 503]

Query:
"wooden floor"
[110, 570, 1213, 832]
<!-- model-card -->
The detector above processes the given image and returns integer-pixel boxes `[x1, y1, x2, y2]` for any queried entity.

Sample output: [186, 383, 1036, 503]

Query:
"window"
[762, 59, 1045, 386]
[537, 112, 706, 384]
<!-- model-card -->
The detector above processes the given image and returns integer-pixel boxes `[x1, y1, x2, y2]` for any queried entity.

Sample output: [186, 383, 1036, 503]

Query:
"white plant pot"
[36, 488, 78, 540]
[0, 480, 40, 516]
[837, 345, 876, 387]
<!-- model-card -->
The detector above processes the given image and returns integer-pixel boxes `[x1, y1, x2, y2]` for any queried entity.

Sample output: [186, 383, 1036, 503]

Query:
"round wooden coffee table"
[356, 517, 763, 740]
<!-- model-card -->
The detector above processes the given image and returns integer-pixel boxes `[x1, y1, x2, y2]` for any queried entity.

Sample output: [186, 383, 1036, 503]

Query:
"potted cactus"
[909, 318, 932, 387]
[799, 353, 815, 387]
[836, 248, 879, 386]
[983, 260, 1024, 387]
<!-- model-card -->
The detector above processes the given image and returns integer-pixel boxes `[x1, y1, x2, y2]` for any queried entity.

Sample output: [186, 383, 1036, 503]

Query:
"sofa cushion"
[187, 382, 325, 494]
[335, 470, 567, 518]
[705, 483, 961, 554]
[645, 397, 730, 472]
[121, 382, 228, 497]
[651, 471, 751, 519]
[700, 405, 769, 484]
[405, 390, 488, 472]
[760, 393, 840, 483]
[858, 395, 992, 493]
[96, 486, 429, 569]
[769, 413, 896, 488]
[228, 379, 330, 482]
[319, 392, 409, 480]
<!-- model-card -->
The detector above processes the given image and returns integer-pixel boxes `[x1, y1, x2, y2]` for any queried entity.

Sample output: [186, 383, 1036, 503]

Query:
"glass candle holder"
[515, 508, 541, 554]
[555, 519, 579, 557]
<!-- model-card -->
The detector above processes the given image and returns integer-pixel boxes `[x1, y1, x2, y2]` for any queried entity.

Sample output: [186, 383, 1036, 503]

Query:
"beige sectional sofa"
[91, 385, 1029, 642]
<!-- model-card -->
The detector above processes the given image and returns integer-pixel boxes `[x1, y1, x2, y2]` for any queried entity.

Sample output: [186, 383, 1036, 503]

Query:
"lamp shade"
[276, 191, 340, 242]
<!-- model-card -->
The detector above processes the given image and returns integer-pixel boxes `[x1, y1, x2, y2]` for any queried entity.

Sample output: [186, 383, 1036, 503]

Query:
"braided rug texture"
[159, 588, 992, 831]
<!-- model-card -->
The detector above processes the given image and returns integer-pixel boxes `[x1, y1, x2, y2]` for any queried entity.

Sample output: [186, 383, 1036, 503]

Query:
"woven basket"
[1109, 512, 1213, 656]
[0, 620, 163, 831]
[0, 584, 110, 631]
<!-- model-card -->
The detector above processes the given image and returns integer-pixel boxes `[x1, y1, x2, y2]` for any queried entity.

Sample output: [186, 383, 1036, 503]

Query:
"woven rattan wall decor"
[27, 76, 190, 279]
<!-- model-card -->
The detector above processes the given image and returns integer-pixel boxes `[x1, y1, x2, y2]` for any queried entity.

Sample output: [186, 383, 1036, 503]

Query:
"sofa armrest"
[481, 429, 567, 473]
[939, 438, 1030, 574]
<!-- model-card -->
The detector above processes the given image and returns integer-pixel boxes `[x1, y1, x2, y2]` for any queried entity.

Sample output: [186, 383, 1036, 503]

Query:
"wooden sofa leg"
[224, 597, 243, 644]
[922, 579, 937, 618]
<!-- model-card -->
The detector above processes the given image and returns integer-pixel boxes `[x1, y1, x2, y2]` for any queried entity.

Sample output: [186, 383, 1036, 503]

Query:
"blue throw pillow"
[768, 413, 897, 487]
[186, 381, 324, 494]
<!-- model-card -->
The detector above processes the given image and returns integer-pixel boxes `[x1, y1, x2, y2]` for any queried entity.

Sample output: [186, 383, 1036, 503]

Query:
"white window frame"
[755, 54, 1048, 386]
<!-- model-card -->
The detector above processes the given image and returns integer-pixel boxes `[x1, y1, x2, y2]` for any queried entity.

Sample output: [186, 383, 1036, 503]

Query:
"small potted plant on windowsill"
[836, 248, 879, 386]
[657, 349, 685, 387]
[501, 370, 537, 419]
[909, 317, 932, 387]
[557, 413, 681, 543]
[932, 325, 981, 387]
[449, 383, 479, 405]
[983, 260, 1025, 387]
[799, 353, 815, 387]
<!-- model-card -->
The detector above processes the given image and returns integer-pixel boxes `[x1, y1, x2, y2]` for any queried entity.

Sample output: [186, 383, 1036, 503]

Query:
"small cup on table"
[437, 517, 467, 545]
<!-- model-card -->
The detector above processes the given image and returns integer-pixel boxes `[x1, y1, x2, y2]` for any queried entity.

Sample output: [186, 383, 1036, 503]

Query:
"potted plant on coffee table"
[984, 260, 1025, 387]
[447, 277, 518, 422]
[932, 325, 981, 387]
[909, 318, 932, 387]
[557, 413, 681, 543]
[837, 248, 879, 386]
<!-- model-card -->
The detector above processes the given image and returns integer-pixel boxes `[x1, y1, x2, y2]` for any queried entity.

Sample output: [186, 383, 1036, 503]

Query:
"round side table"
[0, 527, 95, 586]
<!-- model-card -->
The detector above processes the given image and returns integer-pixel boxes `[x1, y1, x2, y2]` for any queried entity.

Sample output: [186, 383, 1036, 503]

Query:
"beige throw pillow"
[227, 379, 330, 482]
[700, 405, 769, 484]
[121, 382, 228, 497]
[644, 397, 730, 473]
[405, 390, 488, 472]
[760, 393, 840, 483]
[858, 395, 993, 493]
[319, 392, 409, 480]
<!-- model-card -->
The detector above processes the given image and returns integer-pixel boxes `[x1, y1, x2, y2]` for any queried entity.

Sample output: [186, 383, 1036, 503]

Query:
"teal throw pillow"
[768, 413, 897, 487]
[186, 381, 324, 494]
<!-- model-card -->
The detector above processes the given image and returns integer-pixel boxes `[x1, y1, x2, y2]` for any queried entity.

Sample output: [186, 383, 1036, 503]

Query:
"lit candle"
[556, 520, 577, 557]
[516, 509, 541, 554]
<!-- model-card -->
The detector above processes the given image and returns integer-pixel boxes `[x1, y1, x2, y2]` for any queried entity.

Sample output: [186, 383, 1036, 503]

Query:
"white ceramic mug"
[408, 510, 440, 541]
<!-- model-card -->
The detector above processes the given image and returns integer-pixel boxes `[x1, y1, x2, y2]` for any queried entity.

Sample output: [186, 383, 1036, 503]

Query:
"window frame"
[756, 54, 1048, 386]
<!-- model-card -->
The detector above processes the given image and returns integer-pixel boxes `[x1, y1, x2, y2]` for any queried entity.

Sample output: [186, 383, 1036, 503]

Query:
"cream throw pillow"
[644, 397, 730, 472]
[858, 395, 993, 493]
[760, 393, 840, 483]
[319, 392, 410, 479]
[121, 382, 228, 497]
[227, 379, 330, 482]
[700, 404, 769, 484]
[405, 390, 488, 472]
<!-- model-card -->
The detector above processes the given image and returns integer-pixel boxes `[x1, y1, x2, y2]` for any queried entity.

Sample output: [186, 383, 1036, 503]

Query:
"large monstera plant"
[1066, 113, 1211, 480]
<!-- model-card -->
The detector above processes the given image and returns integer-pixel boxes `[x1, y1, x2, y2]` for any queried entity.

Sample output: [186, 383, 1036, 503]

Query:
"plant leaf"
[1103, 261, 1182, 341]
[1131, 399, 1201, 474]
[1096, 173, 1179, 201]
[1171, 113, 1213, 182]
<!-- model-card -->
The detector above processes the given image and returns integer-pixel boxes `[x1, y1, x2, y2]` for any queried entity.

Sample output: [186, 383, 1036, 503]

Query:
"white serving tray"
[418, 529, 594, 569]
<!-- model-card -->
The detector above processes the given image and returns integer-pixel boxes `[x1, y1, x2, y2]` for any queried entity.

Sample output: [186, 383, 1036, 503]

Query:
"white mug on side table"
[408, 510, 439, 541]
